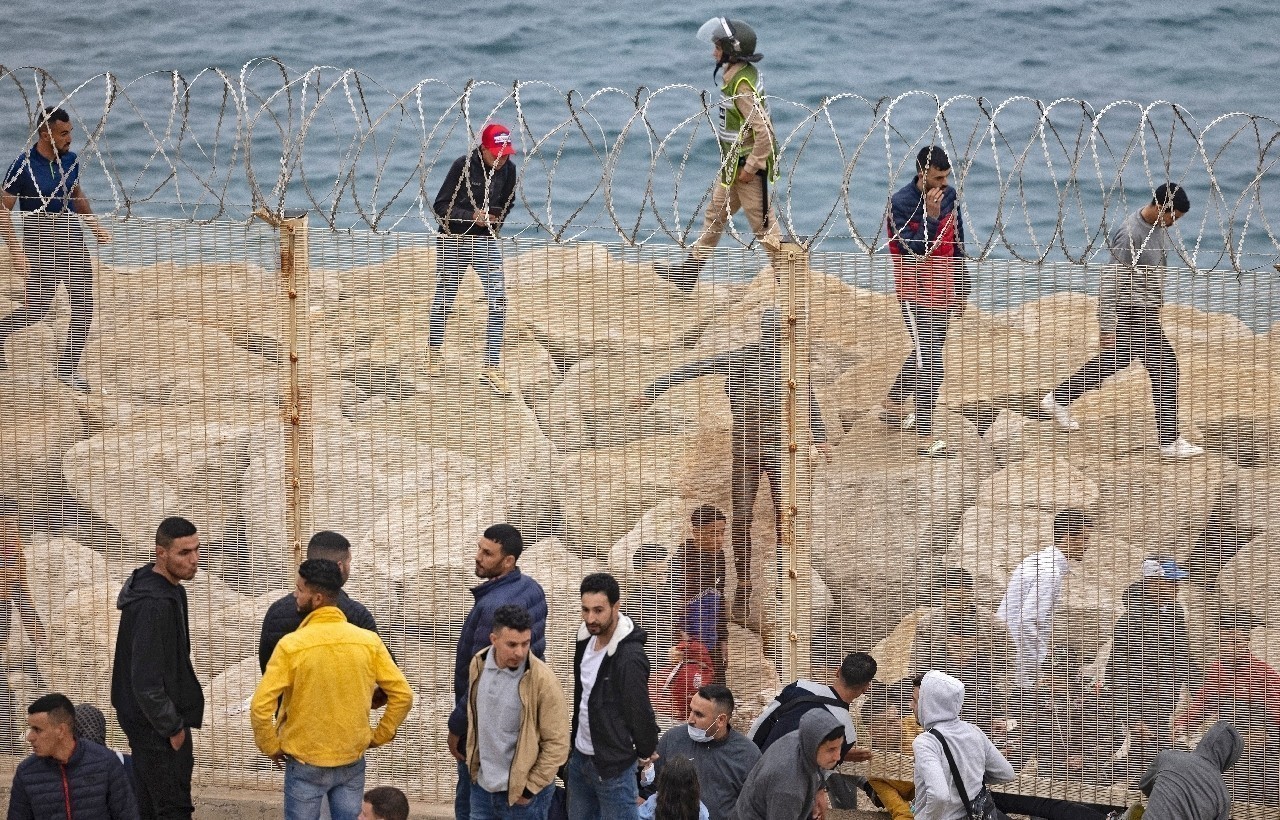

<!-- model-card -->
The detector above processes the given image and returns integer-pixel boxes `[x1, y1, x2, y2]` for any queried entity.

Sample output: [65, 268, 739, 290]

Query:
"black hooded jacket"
[433, 149, 517, 237]
[1107, 581, 1193, 725]
[110, 564, 204, 741]
[571, 614, 659, 780]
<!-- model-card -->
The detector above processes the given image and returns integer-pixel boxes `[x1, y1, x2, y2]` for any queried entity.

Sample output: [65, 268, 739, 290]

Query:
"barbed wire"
[2, 59, 1279, 270]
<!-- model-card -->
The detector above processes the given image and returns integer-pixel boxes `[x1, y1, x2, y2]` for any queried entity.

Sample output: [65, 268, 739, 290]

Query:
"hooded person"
[730, 707, 844, 820]
[910, 670, 1015, 820]
[1138, 720, 1242, 820]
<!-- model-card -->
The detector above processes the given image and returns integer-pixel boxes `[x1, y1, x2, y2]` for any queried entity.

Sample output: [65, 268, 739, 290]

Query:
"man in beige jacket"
[466, 603, 569, 818]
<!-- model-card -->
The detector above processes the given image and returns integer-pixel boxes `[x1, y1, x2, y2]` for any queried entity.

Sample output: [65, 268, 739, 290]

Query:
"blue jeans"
[429, 235, 507, 366]
[284, 757, 365, 820]
[565, 750, 639, 820]
[456, 759, 472, 820]
[470, 781, 555, 819]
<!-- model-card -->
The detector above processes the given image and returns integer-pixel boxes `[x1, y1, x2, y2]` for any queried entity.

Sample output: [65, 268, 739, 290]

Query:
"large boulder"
[975, 457, 1099, 512]
[518, 538, 606, 678]
[1093, 453, 1234, 559]
[193, 656, 267, 785]
[1216, 534, 1280, 625]
[0, 375, 84, 506]
[44, 583, 119, 707]
[195, 589, 287, 679]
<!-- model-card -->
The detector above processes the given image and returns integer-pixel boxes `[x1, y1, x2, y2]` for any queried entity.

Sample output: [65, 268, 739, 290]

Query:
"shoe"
[1159, 437, 1205, 459]
[654, 255, 707, 294]
[918, 439, 956, 458]
[56, 372, 89, 394]
[420, 348, 443, 378]
[872, 404, 915, 430]
[479, 366, 512, 398]
[1039, 392, 1080, 432]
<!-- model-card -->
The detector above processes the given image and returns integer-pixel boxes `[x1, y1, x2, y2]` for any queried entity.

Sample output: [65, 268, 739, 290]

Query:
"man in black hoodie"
[424, 121, 519, 398]
[566, 572, 658, 820]
[111, 517, 204, 820]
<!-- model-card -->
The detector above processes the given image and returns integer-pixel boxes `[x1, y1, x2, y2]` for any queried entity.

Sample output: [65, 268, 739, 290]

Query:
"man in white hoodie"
[910, 670, 1015, 820]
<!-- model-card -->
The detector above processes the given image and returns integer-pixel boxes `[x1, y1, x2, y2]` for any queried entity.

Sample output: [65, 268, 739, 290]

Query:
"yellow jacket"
[250, 606, 413, 767]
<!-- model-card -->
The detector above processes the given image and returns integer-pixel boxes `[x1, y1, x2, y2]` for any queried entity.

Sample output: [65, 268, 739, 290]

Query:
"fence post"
[779, 239, 813, 683]
[276, 209, 314, 569]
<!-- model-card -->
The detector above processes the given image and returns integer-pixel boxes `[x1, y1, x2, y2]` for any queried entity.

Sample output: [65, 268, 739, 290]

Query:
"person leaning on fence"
[250, 558, 413, 820]
[877, 145, 971, 459]
[654, 17, 781, 293]
[730, 708, 845, 820]
[423, 122, 519, 398]
[0, 106, 112, 392]
[1040, 182, 1205, 459]
[110, 516, 204, 820]
[1138, 720, 1241, 820]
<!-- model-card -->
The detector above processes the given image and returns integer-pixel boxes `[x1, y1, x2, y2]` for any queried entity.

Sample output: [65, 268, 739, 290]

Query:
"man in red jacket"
[1175, 610, 1280, 736]
[878, 146, 971, 458]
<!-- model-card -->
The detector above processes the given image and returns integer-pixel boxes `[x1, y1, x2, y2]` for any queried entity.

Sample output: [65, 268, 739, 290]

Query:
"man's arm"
[618, 648, 660, 759]
[489, 164, 518, 232]
[370, 642, 414, 747]
[888, 190, 937, 257]
[639, 351, 734, 405]
[129, 602, 186, 741]
[107, 754, 141, 820]
[249, 648, 291, 758]
[433, 156, 475, 228]
[6, 769, 33, 820]
[525, 669, 571, 797]
[69, 183, 110, 243]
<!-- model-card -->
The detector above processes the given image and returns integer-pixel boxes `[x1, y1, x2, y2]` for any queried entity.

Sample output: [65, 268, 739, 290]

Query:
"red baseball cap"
[481, 123, 517, 157]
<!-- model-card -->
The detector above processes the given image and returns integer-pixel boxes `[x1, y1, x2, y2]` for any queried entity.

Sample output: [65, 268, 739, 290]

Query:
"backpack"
[650, 639, 716, 721]
[748, 690, 846, 751]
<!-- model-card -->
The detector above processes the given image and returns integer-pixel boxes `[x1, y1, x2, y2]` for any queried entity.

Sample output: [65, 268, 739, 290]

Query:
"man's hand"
[447, 731, 465, 762]
[473, 210, 492, 227]
[515, 794, 532, 806]
[1100, 331, 1116, 349]
[736, 167, 756, 186]
[924, 187, 944, 218]
[268, 752, 286, 769]
[812, 787, 830, 819]
[169, 727, 186, 751]
[843, 746, 873, 763]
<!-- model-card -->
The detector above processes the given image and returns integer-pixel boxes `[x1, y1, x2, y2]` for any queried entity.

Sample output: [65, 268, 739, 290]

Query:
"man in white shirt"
[996, 509, 1094, 689]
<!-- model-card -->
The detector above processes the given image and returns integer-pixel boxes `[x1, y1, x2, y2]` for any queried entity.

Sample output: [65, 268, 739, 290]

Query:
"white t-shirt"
[575, 638, 608, 755]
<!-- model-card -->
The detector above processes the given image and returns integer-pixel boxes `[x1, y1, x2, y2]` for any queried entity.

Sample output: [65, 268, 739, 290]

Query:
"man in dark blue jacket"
[424, 122, 519, 397]
[110, 517, 204, 820]
[447, 523, 548, 820]
[8, 692, 138, 819]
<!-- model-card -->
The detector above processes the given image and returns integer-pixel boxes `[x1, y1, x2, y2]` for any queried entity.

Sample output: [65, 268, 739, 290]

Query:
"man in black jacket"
[8, 692, 138, 819]
[424, 121, 519, 398]
[566, 572, 658, 820]
[111, 517, 204, 820]
[257, 530, 379, 671]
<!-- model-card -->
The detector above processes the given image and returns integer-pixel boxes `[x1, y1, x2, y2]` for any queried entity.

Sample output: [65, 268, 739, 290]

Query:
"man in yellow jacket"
[251, 559, 413, 820]
[465, 603, 569, 818]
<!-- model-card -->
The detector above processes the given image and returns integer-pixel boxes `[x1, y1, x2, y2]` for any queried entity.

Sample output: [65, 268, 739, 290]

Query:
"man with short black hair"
[566, 572, 659, 820]
[359, 786, 409, 820]
[258, 530, 380, 671]
[7, 692, 138, 819]
[748, 650, 875, 761]
[1041, 182, 1203, 458]
[111, 516, 203, 820]
[251, 559, 413, 820]
[647, 683, 761, 820]
[449, 523, 548, 820]
[880, 145, 970, 458]
[0, 106, 112, 389]
[668, 506, 730, 679]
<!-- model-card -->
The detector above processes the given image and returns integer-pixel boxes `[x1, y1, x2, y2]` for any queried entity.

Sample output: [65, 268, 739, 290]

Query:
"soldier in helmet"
[655, 17, 781, 292]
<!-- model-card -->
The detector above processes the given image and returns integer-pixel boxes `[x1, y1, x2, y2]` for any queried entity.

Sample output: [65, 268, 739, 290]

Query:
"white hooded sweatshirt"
[911, 670, 1015, 820]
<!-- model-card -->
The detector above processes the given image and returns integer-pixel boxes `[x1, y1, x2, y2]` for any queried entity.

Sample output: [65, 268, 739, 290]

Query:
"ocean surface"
[3, 0, 1280, 322]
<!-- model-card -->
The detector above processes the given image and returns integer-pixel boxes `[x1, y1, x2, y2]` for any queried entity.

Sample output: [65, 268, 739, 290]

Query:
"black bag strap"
[751, 692, 846, 749]
[929, 728, 975, 816]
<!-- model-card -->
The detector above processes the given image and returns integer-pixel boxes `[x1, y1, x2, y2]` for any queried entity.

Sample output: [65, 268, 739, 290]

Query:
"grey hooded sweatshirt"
[730, 707, 841, 820]
[1139, 720, 1242, 820]
[911, 670, 1016, 820]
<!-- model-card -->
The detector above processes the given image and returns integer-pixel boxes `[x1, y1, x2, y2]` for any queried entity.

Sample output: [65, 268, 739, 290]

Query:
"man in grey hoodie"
[1138, 720, 1241, 820]
[730, 708, 843, 820]
[1040, 182, 1204, 459]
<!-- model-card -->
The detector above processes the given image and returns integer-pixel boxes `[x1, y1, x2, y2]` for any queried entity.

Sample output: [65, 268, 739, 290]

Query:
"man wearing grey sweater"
[1040, 183, 1204, 458]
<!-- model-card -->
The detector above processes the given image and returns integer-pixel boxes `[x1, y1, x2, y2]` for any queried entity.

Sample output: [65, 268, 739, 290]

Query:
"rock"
[0, 375, 84, 506]
[606, 498, 703, 577]
[519, 538, 606, 677]
[193, 656, 265, 783]
[983, 409, 1029, 466]
[44, 584, 119, 707]
[194, 590, 285, 678]
[976, 457, 1099, 511]
[1093, 454, 1233, 560]
[1217, 534, 1280, 625]
[948, 506, 1055, 605]
[23, 535, 112, 612]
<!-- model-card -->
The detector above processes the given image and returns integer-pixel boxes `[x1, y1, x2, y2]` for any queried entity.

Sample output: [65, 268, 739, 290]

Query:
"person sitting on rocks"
[1138, 720, 1241, 820]
[861, 679, 918, 820]
[1174, 609, 1280, 739]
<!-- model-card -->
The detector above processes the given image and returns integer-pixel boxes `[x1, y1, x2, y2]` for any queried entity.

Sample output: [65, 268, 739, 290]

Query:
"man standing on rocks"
[251, 559, 413, 820]
[655, 18, 781, 292]
[1040, 182, 1204, 459]
[449, 524, 548, 820]
[636, 309, 830, 625]
[566, 572, 659, 820]
[0, 106, 112, 392]
[111, 516, 204, 820]
[996, 508, 1093, 692]
[424, 122, 519, 398]
[879, 145, 970, 459]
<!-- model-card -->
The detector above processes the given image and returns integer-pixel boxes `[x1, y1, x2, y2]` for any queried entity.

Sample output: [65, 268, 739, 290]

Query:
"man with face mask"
[644, 684, 760, 820]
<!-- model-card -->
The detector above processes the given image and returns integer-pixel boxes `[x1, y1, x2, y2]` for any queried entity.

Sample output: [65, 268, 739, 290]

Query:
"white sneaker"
[1040, 393, 1080, 432]
[1159, 437, 1205, 459]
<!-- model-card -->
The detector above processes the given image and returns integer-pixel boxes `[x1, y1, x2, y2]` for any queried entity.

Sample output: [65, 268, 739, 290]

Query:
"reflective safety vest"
[714, 64, 779, 187]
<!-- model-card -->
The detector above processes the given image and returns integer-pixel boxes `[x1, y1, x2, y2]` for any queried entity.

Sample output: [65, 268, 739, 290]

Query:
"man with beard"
[251, 559, 412, 820]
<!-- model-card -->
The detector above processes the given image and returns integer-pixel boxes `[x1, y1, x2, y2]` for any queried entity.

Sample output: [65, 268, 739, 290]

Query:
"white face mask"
[687, 719, 719, 743]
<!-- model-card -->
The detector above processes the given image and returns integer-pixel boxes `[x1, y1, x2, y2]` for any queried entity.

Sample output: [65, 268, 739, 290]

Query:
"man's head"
[687, 683, 734, 742]
[1141, 555, 1189, 603]
[833, 651, 877, 701]
[26, 693, 76, 761]
[73, 703, 107, 747]
[35, 107, 72, 157]
[154, 517, 200, 583]
[815, 725, 845, 771]
[474, 523, 523, 580]
[490, 603, 533, 671]
[1217, 610, 1264, 669]
[943, 616, 979, 665]
[580, 572, 622, 639]
[307, 530, 352, 582]
[915, 145, 951, 193]
[1052, 508, 1094, 561]
[294, 558, 343, 616]
[480, 122, 516, 170]
[359, 786, 409, 820]
[1149, 182, 1191, 227]
[689, 505, 727, 555]
[936, 566, 975, 613]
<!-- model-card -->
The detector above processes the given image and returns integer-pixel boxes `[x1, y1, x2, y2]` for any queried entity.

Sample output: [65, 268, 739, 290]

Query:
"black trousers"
[129, 729, 195, 820]
[0, 223, 93, 374]
[993, 791, 1122, 820]
[1051, 306, 1180, 445]
[888, 301, 953, 437]
[730, 434, 782, 593]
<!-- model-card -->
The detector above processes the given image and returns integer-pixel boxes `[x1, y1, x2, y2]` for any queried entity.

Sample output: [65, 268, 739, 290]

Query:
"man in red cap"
[425, 122, 519, 397]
